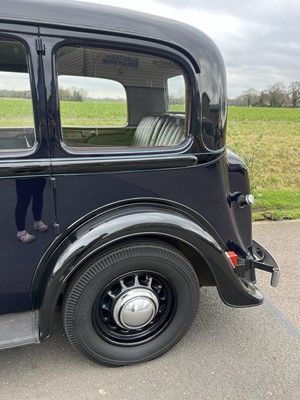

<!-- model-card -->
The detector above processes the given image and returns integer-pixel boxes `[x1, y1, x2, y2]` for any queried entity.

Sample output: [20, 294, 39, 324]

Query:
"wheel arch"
[31, 198, 261, 341]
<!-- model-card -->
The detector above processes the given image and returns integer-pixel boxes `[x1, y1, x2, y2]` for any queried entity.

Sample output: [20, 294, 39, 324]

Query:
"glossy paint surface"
[0, 3, 253, 320]
[1, 0, 227, 151]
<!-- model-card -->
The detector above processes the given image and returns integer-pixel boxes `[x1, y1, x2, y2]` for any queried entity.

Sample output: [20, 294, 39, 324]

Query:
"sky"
[75, 0, 300, 98]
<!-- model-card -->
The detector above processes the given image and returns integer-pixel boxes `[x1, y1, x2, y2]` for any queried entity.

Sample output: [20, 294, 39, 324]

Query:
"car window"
[56, 45, 189, 151]
[167, 75, 186, 113]
[0, 38, 36, 153]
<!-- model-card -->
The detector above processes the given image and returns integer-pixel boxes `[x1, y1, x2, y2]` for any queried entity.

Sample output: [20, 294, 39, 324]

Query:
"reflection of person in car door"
[15, 177, 48, 243]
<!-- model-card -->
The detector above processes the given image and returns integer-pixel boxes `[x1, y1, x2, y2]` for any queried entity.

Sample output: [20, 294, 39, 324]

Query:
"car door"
[39, 29, 194, 233]
[0, 26, 56, 314]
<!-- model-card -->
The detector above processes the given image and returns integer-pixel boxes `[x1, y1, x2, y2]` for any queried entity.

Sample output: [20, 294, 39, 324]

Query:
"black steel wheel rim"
[92, 270, 176, 346]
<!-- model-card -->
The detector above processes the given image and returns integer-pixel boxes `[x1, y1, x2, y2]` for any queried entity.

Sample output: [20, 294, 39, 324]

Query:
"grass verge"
[252, 189, 300, 221]
[228, 107, 300, 221]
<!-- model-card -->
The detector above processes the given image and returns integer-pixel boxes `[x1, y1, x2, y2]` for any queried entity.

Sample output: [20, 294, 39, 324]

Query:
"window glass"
[58, 76, 127, 127]
[167, 75, 186, 112]
[0, 38, 35, 152]
[56, 45, 188, 150]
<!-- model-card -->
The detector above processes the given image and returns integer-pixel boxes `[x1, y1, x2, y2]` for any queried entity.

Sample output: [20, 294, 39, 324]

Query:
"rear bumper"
[224, 240, 280, 307]
[251, 240, 280, 287]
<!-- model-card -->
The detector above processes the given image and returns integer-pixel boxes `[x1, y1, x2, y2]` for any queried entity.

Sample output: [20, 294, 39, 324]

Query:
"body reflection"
[15, 178, 48, 243]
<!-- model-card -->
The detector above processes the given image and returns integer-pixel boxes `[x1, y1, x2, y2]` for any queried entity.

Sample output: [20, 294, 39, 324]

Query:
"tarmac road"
[0, 220, 299, 400]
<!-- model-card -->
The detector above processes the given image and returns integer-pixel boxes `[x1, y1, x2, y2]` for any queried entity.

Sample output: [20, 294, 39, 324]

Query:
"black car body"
[0, 0, 279, 365]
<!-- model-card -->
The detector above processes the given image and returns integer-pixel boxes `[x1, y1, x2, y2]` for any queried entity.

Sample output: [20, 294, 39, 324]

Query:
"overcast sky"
[77, 0, 300, 98]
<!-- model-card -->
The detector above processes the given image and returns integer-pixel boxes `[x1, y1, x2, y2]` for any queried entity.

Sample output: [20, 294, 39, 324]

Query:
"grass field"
[0, 98, 35, 126]
[60, 100, 127, 126]
[0, 98, 299, 220]
[227, 106, 300, 220]
[0, 98, 128, 127]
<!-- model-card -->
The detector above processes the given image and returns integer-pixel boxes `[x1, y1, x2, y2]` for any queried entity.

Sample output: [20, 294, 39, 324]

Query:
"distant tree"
[288, 81, 300, 107]
[79, 88, 88, 100]
[266, 82, 287, 107]
[59, 87, 87, 101]
[0, 89, 31, 99]
[59, 88, 72, 101]
[72, 90, 83, 102]
[258, 90, 269, 107]
[240, 88, 258, 107]
[234, 95, 247, 106]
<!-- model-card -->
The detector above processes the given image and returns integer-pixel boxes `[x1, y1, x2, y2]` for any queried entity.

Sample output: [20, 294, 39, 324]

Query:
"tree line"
[0, 87, 88, 101]
[0, 87, 90, 101]
[2, 82, 299, 108]
[229, 81, 300, 107]
[0, 87, 127, 102]
[0, 89, 32, 99]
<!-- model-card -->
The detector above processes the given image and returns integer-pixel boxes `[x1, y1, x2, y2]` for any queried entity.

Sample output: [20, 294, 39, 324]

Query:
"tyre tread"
[62, 239, 199, 366]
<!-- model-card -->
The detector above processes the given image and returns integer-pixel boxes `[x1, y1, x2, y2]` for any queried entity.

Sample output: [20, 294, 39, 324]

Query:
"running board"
[0, 311, 39, 350]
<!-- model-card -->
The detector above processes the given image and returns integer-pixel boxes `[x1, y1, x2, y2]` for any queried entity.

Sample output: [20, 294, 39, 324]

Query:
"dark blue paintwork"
[0, 0, 278, 345]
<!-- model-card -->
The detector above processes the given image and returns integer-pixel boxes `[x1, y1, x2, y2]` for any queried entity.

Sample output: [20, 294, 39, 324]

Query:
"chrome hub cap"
[93, 272, 175, 345]
[113, 288, 159, 329]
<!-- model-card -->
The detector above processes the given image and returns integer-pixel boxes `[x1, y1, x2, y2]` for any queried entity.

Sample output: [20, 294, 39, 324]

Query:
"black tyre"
[62, 240, 200, 366]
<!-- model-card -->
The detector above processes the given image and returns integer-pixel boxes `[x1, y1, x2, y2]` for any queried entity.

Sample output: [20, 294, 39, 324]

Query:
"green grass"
[0, 98, 35, 126]
[228, 106, 300, 121]
[228, 107, 300, 220]
[0, 97, 184, 127]
[252, 189, 300, 221]
[60, 100, 127, 126]
[0, 98, 128, 127]
[227, 107, 300, 190]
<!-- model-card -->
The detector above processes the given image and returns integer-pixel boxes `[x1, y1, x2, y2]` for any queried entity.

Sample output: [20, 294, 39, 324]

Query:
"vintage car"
[0, 0, 279, 366]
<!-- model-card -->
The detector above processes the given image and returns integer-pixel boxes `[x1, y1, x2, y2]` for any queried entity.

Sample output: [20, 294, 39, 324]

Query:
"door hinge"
[36, 38, 46, 55]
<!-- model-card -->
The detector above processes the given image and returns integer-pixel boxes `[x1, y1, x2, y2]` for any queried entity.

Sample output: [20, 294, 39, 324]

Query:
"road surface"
[0, 220, 299, 400]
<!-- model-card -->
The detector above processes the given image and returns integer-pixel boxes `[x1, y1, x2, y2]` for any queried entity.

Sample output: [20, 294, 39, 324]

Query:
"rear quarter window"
[166, 75, 186, 113]
[56, 45, 189, 151]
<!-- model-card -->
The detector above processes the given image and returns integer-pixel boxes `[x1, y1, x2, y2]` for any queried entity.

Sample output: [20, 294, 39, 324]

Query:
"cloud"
[150, 0, 300, 96]
[76, 0, 300, 97]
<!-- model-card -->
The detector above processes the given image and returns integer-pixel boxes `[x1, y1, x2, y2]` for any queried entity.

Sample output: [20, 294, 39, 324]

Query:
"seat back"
[133, 114, 185, 147]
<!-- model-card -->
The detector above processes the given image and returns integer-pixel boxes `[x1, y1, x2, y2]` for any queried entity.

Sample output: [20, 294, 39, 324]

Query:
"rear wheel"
[63, 240, 200, 366]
